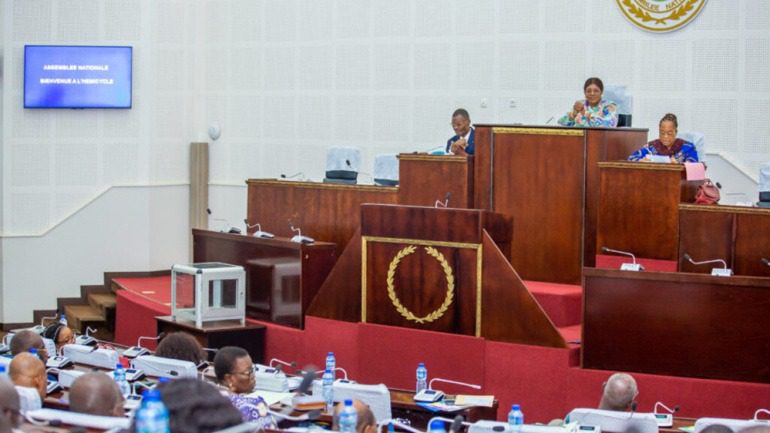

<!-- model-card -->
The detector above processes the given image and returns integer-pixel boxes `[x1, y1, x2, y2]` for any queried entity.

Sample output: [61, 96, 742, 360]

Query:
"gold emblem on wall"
[616, 0, 707, 33]
[386, 245, 455, 324]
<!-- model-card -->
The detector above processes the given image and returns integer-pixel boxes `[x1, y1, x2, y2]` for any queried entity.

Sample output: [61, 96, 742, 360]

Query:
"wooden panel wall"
[246, 180, 398, 255]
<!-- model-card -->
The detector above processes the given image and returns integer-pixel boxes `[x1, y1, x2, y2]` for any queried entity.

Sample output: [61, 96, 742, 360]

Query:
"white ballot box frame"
[171, 262, 246, 327]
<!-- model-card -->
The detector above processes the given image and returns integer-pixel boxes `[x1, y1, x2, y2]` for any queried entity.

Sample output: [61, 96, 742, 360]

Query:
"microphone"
[450, 415, 467, 433]
[75, 326, 98, 346]
[296, 368, 317, 395]
[652, 401, 679, 428]
[545, 116, 555, 125]
[415, 378, 481, 402]
[243, 219, 274, 239]
[123, 333, 165, 358]
[429, 416, 469, 433]
[628, 400, 638, 418]
[761, 258, 770, 267]
[289, 222, 314, 244]
[654, 401, 680, 414]
[435, 192, 452, 208]
[601, 246, 644, 271]
[377, 419, 425, 433]
[333, 367, 349, 380]
[269, 358, 297, 371]
[280, 172, 305, 180]
[206, 208, 241, 234]
[683, 253, 732, 277]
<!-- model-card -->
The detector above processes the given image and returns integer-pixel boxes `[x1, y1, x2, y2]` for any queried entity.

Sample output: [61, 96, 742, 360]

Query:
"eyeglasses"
[659, 130, 676, 137]
[232, 368, 255, 378]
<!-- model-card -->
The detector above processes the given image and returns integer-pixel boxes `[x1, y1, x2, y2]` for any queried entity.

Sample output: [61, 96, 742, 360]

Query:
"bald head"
[69, 372, 124, 417]
[9, 352, 46, 399]
[0, 378, 21, 428]
[333, 399, 377, 433]
[9, 330, 47, 361]
[599, 373, 638, 411]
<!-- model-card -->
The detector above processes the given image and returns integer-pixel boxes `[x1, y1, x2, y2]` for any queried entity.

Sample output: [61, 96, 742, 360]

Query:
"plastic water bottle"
[429, 419, 448, 433]
[339, 399, 358, 433]
[59, 313, 68, 327]
[416, 362, 428, 393]
[508, 404, 524, 433]
[135, 389, 170, 433]
[28, 347, 39, 359]
[113, 363, 131, 397]
[325, 351, 336, 377]
[322, 368, 334, 412]
[0, 365, 7, 378]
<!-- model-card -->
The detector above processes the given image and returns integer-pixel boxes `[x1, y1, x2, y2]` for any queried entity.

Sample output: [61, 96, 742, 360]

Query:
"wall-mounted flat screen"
[24, 45, 132, 109]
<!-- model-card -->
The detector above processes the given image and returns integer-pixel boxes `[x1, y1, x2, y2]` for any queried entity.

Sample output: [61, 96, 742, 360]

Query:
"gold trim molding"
[492, 127, 585, 137]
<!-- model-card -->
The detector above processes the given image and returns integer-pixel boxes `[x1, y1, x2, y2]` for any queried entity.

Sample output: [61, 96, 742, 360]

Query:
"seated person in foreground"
[42, 322, 75, 354]
[599, 372, 638, 411]
[8, 353, 46, 412]
[446, 108, 475, 155]
[9, 330, 48, 363]
[154, 378, 243, 433]
[628, 113, 698, 163]
[0, 377, 22, 433]
[333, 399, 377, 433]
[69, 372, 125, 417]
[155, 331, 206, 366]
[558, 77, 618, 128]
[213, 346, 276, 428]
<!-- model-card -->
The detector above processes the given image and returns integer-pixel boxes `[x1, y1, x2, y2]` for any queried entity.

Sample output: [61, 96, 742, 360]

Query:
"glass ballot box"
[171, 262, 246, 327]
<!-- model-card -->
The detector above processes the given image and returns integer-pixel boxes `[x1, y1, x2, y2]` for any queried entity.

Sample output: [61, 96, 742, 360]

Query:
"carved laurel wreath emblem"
[386, 245, 455, 324]
[621, 0, 698, 24]
[617, 0, 705, 32]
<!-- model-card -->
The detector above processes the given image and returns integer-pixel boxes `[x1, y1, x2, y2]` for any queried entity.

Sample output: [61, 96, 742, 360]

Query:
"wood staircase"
[27, 270, 169, 340]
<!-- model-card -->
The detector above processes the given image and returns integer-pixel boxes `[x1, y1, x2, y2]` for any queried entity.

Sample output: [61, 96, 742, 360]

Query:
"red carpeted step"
[557, 324, 582, 347]
[524, 280, 582, 327]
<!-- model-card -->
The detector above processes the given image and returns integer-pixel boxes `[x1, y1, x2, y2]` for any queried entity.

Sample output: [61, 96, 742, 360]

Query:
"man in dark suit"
[446, 108, 475, 156]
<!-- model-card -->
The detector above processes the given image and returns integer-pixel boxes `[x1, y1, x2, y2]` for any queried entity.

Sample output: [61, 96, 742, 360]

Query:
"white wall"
[0, 0, 202, 323]
[0, 186, 189, 323]
[2, 0, 769, 323]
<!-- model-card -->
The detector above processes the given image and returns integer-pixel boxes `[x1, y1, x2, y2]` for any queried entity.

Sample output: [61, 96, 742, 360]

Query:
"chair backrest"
[326, 146, 361, 180]
[604, 85, 633, 115]
[567, 408, 658, 433]
[760, 162, 770, 192]
[677, 130, 705, 162]
[373, 154, 399, 186]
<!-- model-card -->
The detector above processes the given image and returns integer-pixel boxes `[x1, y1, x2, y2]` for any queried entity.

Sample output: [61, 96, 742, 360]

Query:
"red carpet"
[112, 276, 770, 423]
[525, 280, 582, 327]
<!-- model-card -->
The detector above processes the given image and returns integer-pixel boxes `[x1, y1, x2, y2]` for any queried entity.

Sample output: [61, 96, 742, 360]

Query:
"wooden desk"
[596, 162, 700, 262]
[193, 229, 337, 328]
[246, 179, 398, 255]
[678, 204, 770, 276]
[582, 268, 770, 383]
[474, 125, 647, 284]
[156, 315, 265, 363]
[389, 389, 498, 428]
[398, 154, 474, 208]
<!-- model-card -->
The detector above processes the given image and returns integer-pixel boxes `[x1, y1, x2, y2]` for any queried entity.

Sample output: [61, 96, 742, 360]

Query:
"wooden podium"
[583, 268, 770, 383]
[192, 229, 336, 328]
[473, 125, 647, 284]
[596, 162, 699, 262]
[308, 204, 566, 347]
[398, 154, 473, 208]
[678, 204, 770, 276]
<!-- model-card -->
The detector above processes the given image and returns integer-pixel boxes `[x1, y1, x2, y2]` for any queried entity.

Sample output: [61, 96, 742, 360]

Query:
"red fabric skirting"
[114, 279, 770, 423]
